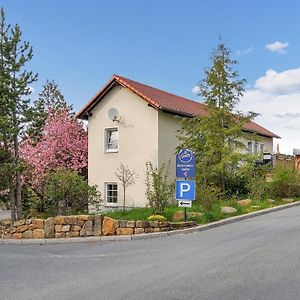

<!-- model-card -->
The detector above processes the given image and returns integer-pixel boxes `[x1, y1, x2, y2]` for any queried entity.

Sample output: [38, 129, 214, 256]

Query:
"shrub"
[198, 184, 222, 212]
[271, 167, 300, 198]
[225, 173, 249, 198]
[247, 175, 270, 201]
[145, 161, 173, 214]
[236, 163, 271, 201]
[44, 169, 102, 215]
[147, 214, 166, 221]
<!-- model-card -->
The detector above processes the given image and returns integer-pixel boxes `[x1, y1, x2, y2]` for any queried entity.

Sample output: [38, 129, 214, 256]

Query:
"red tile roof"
[77, 74, 280, 138]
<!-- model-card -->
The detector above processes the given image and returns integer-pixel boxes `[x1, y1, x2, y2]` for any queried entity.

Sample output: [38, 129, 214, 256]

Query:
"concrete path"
[1, 205, 300, 299]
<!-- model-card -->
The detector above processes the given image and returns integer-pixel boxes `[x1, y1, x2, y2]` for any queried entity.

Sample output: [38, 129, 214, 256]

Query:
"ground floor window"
[105, 183, 118, 205]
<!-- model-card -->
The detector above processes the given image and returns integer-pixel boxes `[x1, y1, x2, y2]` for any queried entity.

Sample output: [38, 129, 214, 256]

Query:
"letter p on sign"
[180, 183, 190, 197]
[176, 180, 195, 201]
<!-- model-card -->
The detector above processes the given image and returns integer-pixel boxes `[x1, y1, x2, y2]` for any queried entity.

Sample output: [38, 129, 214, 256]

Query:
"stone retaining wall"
[0, 215, 196, 239]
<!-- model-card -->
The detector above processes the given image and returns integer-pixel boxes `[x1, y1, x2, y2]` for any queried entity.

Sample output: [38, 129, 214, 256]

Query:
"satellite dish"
[108, 108, 120, 122]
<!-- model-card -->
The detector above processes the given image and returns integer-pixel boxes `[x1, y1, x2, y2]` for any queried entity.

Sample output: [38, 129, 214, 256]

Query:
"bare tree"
[115, 163, 137, 210]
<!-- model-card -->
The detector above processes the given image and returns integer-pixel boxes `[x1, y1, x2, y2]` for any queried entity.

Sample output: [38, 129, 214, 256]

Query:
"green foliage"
[178, 40, 258, 202]
[145, 161, 173, 214]
[271, 167, 300, 198]
[224, 173, 249, 198]
[0, 7, 38, 220]
[238, 163, 271, 201]
[43, 169, 102, 215]
[104, 197, 300, 224]
[0, 147, 11, 193]
[198, 184, 222, 212]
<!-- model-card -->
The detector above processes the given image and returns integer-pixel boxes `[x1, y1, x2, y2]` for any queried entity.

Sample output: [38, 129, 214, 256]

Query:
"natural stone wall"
[0, 215, 196, 239]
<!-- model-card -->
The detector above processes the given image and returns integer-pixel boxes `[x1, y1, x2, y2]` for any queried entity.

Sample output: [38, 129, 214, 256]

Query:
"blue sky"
[2, 0, 300, 153]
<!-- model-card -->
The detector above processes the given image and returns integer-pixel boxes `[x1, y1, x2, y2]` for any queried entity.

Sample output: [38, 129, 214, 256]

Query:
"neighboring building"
[77, 75, 280, 209]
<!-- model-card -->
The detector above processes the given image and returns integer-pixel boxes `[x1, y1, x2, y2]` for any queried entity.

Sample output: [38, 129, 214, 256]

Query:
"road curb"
[1, 201, 300, 245]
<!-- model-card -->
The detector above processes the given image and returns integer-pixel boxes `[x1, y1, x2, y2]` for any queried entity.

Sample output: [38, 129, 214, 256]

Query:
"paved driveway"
[1, 206, 300, 299]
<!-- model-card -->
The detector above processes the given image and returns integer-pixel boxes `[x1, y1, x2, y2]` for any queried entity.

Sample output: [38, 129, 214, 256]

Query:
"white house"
[77, 74, 280, 209]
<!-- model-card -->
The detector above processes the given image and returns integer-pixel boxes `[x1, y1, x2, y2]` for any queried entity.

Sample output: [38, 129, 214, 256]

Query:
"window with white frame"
[260, 144, 264, 153]
[254, 142, 258, 153]
[248, 141, 264, 155]
[247, 141, 253, 153]
[105, 183, 118, 205]
[104, 128, 118, 152]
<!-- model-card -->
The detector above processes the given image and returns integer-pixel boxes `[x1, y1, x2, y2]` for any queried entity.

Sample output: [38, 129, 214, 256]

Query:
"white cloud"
[254, 68, 300, 94]
[236, 46, 254, 56]
[238, 68, 300, 155]
[192, 85, 201, 94]
[266, 41, 288, 53]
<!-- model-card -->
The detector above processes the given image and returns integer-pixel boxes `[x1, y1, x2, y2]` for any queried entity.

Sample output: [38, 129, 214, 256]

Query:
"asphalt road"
[1, 206, 300, 300]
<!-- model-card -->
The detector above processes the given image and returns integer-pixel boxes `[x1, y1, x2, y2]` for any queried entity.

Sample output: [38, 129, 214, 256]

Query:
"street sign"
[178, 200, 192, 208]
[176, 148, 195, 178]
[176, 180, 196, 201]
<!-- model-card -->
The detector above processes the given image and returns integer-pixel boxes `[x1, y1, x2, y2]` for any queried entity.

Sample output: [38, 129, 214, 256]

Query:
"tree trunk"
[58, 199, 67, 215]
[14, 133, 23, 220]
[123, 188, 126, 211]
[16, 172, 23, 219]
[9, 176, 16, 221]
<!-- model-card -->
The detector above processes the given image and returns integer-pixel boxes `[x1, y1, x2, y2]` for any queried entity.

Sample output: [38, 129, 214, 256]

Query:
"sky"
[2, 0, 300, 154]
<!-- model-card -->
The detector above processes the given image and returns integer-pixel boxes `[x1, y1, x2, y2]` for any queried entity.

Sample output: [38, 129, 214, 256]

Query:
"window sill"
[105, 203, 118, 207]
[104, 149, 118, 153]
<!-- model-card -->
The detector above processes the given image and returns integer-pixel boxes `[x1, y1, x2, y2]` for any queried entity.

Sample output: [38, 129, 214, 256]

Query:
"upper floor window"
[105, 127, 118, 152]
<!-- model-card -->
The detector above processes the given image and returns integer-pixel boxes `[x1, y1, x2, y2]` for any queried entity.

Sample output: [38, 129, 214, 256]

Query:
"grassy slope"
[104, 198, 300, 224]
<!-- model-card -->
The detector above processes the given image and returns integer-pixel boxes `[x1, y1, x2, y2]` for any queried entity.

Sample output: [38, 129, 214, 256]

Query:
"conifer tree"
[178, 41, 257, 196]
[27, 79, 72, 141]
[0, 7, 37, 220]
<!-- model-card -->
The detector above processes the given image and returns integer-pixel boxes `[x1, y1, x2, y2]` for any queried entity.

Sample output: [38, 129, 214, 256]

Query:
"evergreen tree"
[27, 79, 72, 141]
[0, 7, 38, 220]
[178, 41, 257, 197]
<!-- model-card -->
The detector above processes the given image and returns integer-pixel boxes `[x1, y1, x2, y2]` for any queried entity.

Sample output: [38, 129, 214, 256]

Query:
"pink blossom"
[21, 109, 88, 187]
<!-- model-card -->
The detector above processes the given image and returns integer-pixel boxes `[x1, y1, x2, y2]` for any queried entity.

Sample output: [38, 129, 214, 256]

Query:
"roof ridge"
[113, 74, 206, 108]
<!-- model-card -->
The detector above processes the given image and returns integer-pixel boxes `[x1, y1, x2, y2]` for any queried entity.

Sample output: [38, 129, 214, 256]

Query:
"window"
[105, 183, 118, 205]
[105, 128, 118, 152]
[260, 144, 264, 153]
[247, 141, 253, 153]
[254, 142, 258, 153]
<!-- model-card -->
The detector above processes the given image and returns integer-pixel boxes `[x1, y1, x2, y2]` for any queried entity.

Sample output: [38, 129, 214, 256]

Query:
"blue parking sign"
[176, 180, 196, 201]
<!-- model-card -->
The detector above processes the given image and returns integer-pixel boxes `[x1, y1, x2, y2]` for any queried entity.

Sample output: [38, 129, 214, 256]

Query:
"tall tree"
[0, 7, 38, 220]
[178, 41, 257, 196]
[27, 79, 72, 141]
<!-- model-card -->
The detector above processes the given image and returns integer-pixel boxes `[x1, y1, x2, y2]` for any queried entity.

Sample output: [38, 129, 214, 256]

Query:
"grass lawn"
[104, 197, 300, 225]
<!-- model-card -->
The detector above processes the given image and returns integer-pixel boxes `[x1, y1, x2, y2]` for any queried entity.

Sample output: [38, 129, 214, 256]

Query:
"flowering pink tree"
[21, 109, 88, 188]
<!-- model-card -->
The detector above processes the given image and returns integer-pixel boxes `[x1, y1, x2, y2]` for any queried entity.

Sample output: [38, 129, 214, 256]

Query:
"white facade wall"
[88, 85, 158, 208]
[157, 111, 181, 180]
